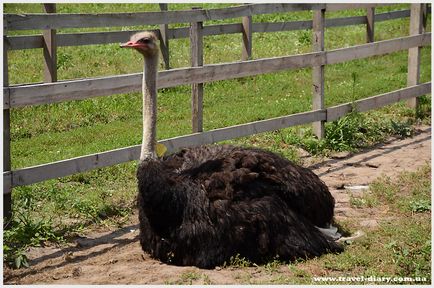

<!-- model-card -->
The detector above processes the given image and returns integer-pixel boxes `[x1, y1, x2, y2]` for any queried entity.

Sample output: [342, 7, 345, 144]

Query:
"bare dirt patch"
[3, 126, 431, 285]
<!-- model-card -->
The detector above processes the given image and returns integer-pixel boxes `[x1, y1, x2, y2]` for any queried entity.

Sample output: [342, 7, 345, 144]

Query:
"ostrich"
[120, 31, 343, 269]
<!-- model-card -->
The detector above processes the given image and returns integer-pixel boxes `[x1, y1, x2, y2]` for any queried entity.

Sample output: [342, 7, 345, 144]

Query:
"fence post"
[241, 15, 252, 61]
[366, 7, 375, 43]
[3, 36, 12, 227]
[190, 7, 204, 133]
[43, 3, 57, 82]
[422, 3, 428, 33]
[159, 3, 170, 70]
[312, 8, 325, 139]
[406, 3, 423, 112]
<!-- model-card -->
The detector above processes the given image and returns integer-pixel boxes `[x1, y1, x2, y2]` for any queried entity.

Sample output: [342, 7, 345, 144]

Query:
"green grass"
[3, 3, 431, 272]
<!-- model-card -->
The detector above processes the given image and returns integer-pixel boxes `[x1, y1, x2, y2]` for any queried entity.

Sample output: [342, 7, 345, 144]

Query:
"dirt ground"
[3, 125, 431, 285]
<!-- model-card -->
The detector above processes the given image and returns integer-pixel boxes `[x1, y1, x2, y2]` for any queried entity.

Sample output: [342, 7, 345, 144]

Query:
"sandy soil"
[3, 125, 431, 285]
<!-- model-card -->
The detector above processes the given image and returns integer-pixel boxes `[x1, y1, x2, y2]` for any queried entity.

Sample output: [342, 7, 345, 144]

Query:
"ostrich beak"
[120, 41, 143, 48]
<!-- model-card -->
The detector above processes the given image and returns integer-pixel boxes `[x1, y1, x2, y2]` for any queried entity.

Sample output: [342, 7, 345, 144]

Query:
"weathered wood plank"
[3, 172, 12, 195]
[4, 4, 325, 31]
[422, 3, 428, 32]
[253, 20, 312, 32]
[7, 73, 143, 108]
[43, 3, 57, 82]
[6, 51, 325, 108]
[242, 15, 252, 61]
[326, 15, 366, 27]
[7, 34, 43, 50]
[5, 10, 413, 50]
[312, 9, 325, 139]
[163, 110, 326, 151]
[190, 9, 204, 133]
[159, 3, 170, 70]
[407, 4, 423, 109]
[375, 9, 410, 22]
[10, 110, 325, 187]
[326, 3, 394, 12]
[160, 52, 324, 87]
[6, 33, 431, 108]
[326, 33, 431, 65]
[11, 145, 141, 187]
[327, 82, 431, 121]
[3, 38, 12, 222]
[4, 9, 204, 31]
[366, 7, 375, 43]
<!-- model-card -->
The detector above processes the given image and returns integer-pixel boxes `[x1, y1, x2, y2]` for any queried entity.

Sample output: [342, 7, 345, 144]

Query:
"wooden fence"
[2, 3, 431, 221]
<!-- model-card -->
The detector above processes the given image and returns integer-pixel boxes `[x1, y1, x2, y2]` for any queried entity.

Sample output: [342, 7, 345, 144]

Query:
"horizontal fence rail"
[5, 9, 414, 50]
[4, 32, 431, 109]
[4, 82, 430, 190]
[4, 3, 395, 31]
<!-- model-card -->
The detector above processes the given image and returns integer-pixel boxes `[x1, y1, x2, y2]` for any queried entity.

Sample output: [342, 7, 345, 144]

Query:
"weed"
[288, 264, 311, 278]
[178, 271, 201, 285]
[3, 212, 65, 269]
[202, 274, 213, 285]
[223, 254, 252, 268]
[390, 120, 414, 138]
[349, 195, 366, 208]
[408, 199, 431, 213]
[264, 257, 283, 274]
[349, 192, 378, 208]
[278, 108, 421, 156]
[416, 95, 432, 120]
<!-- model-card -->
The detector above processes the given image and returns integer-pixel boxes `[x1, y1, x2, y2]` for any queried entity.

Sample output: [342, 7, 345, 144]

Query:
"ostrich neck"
[140, 54, 159, 161]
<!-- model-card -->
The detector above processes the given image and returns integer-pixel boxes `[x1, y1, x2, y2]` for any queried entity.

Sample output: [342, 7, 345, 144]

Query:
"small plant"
[288, 264, 310, 278]
[264, 257, 283, 274]
[202, 274, 213, 285]
[408, 199, 431, 213]
[390, 120, 414, 138]
[223, 253, 252, 268]
[349, 193, 378, 208]
[3, 245, 29, 269]
[325, 111, 367, 152]
[178, 271, 201, 285]
[3, 213, 64, 269]
[349, 195, 366, 208]
[416, 95, 431, 120]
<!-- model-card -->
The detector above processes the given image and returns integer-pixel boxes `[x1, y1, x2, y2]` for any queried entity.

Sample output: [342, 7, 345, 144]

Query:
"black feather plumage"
[137, 144, 343, 268]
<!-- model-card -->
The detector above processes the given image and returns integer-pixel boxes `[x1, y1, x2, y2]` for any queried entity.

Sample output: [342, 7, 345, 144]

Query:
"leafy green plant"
[3, 212, 64, 269]
[390, 120, 414, 138]
[408, 199, 431, 213]
[264, 257, 283, 274]
[223, 254, 252, 268]
[178, 271, 201, 285]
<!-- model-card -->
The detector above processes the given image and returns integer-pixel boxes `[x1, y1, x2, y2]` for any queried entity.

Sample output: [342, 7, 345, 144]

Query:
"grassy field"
[3, 3, 432, 275]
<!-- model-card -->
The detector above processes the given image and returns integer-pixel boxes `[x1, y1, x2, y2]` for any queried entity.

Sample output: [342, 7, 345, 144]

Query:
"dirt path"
[3, 125, 431, 285]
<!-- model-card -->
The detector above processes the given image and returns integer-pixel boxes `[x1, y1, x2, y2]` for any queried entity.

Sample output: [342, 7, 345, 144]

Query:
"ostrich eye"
[139, 38, 152, 44]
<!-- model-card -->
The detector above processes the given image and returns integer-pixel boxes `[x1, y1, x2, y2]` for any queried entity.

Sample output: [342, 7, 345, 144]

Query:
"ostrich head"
[120, 31, 159, 57]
